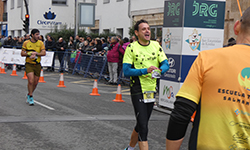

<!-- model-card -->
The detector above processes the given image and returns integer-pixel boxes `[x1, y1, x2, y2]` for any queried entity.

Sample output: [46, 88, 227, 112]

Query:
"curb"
[153, 106, 172, 115]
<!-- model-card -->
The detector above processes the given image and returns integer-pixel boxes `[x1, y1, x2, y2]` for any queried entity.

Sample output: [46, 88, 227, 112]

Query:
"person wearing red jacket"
[106, 36, 125, 84]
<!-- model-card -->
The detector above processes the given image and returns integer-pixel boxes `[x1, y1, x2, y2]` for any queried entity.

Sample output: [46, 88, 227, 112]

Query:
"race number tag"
[143, 91, 155, 103]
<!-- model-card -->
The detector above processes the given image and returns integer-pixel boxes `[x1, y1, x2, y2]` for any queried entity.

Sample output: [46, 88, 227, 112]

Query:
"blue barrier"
[2, 46, 129, 84]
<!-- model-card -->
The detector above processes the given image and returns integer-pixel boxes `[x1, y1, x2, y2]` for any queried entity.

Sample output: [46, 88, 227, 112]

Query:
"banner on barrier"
[0, 47, 54, 66]
[159, 80, 183, 109]
[160, 0, 226, 109]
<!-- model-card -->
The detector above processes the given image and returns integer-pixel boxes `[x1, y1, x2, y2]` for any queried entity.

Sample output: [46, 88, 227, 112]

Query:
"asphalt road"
[0, 69, 191, 150]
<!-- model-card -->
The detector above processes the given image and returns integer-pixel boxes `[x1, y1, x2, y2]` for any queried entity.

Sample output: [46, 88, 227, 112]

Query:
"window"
[52, 0, 67, 5]
[117, 0, 123, 2]
[11, 30, 14, 37]
[91, 29, 99, 34]
[17, 0, 22, 8]
[150, 26, 162, 40]
[11, 0, 14, 9]
[116, 28, 123, 38]
[18, 30, 22, 37]
[103, 29, 110, 34]
[103, 0, 110, 4]
[92, 0, 97, 5]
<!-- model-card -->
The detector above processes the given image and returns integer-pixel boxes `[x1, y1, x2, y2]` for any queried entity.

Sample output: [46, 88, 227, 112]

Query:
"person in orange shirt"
[21, 29, 46, 105]
[166, 7, 250, 150]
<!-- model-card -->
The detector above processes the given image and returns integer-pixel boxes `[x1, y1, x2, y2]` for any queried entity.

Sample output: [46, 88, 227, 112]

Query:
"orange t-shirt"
[177, 45, 250, 149]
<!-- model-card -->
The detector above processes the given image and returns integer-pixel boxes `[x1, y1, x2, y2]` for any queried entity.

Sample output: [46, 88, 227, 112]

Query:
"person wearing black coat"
[92, 39, 103, 54]
[45, 35, 56, 71]
[55, 37, 67, 72]
[4, 36, 16, 47]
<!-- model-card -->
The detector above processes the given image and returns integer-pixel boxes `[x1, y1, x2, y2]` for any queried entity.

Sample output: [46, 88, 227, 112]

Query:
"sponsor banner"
[162, 54, 181, 82]
[161, 0, 225, 109]
[37, 8, 62, 28]
[163, 0, 184, 27]
[180, 55, 197, 82]
[182, 27, 224, 55]
[0, 48, 25, 64]
[184, 0, 226, 29]
[162, 27, 183, 54]
[0, 48, 54, 66]
[159, 80, 182, 109]
[41, 51, 54, 67]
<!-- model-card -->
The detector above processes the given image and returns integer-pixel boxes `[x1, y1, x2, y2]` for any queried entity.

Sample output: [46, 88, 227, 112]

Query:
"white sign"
[162, 27, 183, 54]
[182, 27, 224, 55]
[0, 48, 54, 66]
[159, 80, 183, 109]
[79, 3, 95, 27]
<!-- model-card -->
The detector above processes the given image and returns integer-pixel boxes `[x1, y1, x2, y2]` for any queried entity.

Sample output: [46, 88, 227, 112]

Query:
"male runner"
[123, 19, 169, 150]
[21, 29, 46, 105]
[166, 7, 250, 150]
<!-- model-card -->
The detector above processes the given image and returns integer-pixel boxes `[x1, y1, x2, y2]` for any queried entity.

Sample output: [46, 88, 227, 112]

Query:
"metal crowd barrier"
[71, 51, 109, 82]
[1, 46, 129, 85]
[3, 45, 22, 49]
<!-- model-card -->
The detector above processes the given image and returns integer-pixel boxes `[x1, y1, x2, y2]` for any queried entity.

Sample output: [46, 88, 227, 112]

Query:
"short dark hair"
[134, 19, 148, 31]
[240, 7, 250, 33]
[228, 37, 236, 43]
[101, 38, 106, 43]
[31, 29, 40, 35]
[123, 37, 129, 43]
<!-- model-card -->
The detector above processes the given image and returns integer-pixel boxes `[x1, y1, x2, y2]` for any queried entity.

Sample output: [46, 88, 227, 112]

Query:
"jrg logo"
[167, 2, 180, 16]
[192, 0, 218, 17]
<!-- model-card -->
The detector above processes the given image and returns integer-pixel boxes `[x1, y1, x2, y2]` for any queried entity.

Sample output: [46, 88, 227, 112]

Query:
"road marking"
[0, 115, 168, 123]
[34, 100, 55, 111]
[121, 92, 130, 95]
[71, 80, 88, 83]
[111, 89, 130, 93]
[43, 74, 58, 77]
[122, 89, 130, 92]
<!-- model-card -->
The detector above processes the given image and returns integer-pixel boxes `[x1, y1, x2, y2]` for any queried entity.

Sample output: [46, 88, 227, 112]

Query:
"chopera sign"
[37, 8, 62, 26]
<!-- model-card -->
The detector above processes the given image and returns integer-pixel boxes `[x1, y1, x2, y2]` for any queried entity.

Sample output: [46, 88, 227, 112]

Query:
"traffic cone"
[0, 62, 6, 74]
[191, 111, 196, 122]
[0, 61, 2, 71]
[57, 73, 66, 87]
[113, 84, 125, 102]
[10, 64, 18, 76]
[90, 79, 100, 96]
[22, 71, 28, 79]
[39, 69, 46, 83]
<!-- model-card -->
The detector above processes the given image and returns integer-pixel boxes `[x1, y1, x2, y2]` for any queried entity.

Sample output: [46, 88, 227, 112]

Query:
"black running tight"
[131, 93, 154, 141]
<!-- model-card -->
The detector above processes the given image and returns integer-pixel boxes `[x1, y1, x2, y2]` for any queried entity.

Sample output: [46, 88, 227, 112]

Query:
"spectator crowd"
[0, 34, 141, 84]
[0, 33, 235, 84]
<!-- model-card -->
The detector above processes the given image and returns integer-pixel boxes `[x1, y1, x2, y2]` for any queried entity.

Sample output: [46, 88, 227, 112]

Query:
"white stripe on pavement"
[34, 100, 55, 110]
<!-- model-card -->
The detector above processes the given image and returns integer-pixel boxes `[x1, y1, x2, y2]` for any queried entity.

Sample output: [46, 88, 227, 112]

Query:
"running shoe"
[29, 96, 34, 106]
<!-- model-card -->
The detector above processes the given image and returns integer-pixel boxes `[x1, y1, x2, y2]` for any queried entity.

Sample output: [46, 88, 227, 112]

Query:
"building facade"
[224, 0, 250, 44]
[6, 0, 77, 37]
[0, 0, 8, 36]
[4, 0, 250, 45]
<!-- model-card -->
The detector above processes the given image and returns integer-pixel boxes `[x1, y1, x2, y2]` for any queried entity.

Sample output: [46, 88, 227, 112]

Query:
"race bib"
[143, 91, 155, 103]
